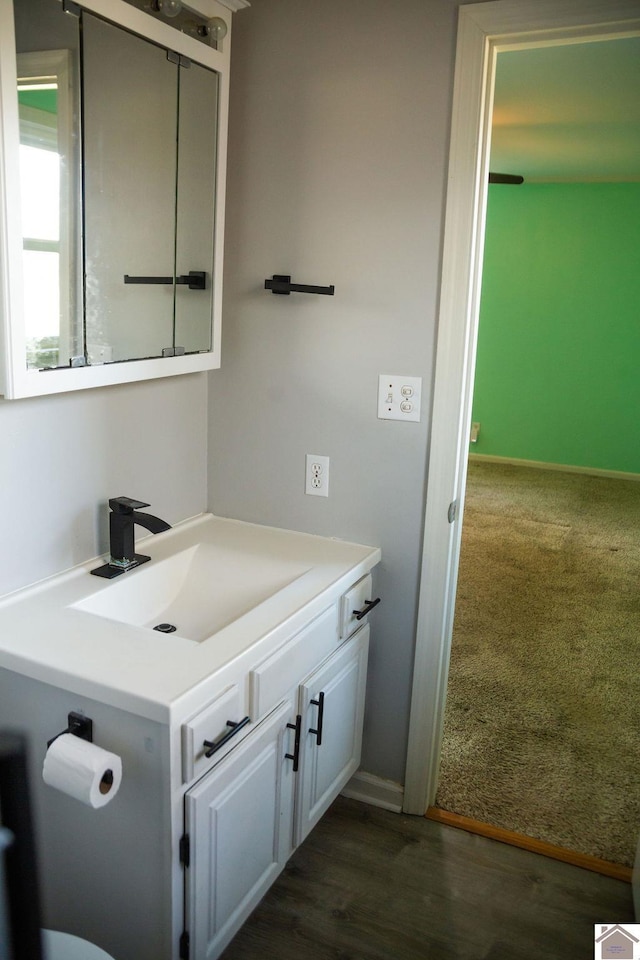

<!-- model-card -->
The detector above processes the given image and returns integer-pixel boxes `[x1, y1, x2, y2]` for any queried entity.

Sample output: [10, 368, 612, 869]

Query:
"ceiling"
[490, 36, 640, 183]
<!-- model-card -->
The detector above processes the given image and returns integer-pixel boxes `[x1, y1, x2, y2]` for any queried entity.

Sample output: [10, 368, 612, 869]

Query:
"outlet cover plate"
[305, 454, 330, 497]
[378, 375, 422, 422]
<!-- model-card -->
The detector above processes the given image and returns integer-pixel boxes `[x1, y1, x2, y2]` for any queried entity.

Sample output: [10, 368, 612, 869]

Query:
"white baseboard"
[341, 770, 404, 813]
[469, 453, 640, 482]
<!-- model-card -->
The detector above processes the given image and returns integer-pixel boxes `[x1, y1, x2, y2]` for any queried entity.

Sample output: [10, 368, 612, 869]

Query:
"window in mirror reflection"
[16, 44, 81, 370]
[19, 90, 61, 368]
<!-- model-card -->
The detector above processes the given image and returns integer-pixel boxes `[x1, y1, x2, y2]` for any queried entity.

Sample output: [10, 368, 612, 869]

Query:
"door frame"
[402, 0, 640, 815]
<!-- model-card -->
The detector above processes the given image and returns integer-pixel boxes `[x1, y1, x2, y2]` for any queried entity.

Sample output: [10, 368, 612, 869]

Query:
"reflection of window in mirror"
[17, 50, 81, 370]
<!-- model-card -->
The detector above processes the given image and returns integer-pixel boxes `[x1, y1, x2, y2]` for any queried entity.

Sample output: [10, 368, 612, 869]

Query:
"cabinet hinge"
[179, 931, 190, 960]
[179, 833, 190, 868]
[167, 51, 191, 68]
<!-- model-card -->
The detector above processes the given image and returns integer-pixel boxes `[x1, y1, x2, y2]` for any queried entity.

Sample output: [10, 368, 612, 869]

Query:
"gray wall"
[1, 0, 476, 792]
[209, 0, 470, 784]
[0, 374, 207, 597]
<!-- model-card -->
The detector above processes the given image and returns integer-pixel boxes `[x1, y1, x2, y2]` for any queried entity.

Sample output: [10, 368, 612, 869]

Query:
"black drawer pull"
[203, 715, 250, 758]
[353, 597, 381, 621]
[285, 715, 302, 772]
[309, 692, 325, 746]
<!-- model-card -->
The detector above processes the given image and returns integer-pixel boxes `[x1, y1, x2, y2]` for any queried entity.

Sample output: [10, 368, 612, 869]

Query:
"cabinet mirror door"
[83, 13, 219, 364]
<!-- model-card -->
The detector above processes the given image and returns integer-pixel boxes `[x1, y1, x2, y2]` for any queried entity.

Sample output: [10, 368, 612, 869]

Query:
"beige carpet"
[435, 461, 640, 867]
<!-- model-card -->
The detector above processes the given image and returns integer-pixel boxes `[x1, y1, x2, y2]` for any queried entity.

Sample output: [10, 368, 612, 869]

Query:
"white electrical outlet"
[378, 375, 422, 422]
[305, 454, 330, 497]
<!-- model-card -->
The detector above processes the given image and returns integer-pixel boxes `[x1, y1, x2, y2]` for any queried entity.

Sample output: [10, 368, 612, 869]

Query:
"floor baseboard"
[468, 453, 640, 482]
[341, 771, 404, 813]
[426, 807, 633, 883]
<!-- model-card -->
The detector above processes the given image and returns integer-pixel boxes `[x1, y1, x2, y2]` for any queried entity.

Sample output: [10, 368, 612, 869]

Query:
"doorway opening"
[433, 36, 640, 873]
[403, 0, 640, 876]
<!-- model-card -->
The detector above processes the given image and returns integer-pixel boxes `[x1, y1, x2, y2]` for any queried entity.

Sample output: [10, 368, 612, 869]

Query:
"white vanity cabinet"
[182, 600, 371, 960]
[0, 515, 381, 960]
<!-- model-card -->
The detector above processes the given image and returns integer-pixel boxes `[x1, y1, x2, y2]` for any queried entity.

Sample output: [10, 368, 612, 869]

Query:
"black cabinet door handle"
[309, 692, 325, 746]
[124, 271, 206, 290]
[285, 715, 302, 772]
[353, 597, 381, 621]
[203, 716, 250, 758]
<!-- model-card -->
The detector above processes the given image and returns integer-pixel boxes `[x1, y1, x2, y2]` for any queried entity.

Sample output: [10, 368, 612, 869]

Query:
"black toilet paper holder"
[47, 712, 93, 748]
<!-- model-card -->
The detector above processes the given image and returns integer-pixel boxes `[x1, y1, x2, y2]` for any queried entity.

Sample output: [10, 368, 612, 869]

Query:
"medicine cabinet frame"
[0, 0, 232, 399]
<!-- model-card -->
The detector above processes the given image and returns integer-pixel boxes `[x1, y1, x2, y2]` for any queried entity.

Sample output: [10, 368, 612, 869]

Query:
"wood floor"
[220, 797, 634, 960]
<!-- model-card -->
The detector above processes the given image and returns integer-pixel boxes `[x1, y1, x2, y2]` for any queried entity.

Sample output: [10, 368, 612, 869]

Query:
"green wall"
[18, 89, 58, 114]
[471, 183, 640, 474]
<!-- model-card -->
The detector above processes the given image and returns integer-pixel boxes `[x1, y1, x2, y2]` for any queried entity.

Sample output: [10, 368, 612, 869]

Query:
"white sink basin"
[71, 543, 310, 642]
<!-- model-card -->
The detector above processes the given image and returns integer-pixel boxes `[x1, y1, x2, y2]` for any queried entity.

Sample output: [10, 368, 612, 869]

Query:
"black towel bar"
[265, 275, 334, 296]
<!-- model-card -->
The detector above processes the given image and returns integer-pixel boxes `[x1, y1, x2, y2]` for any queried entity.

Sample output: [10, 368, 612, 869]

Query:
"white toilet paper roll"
[42, 734, 122, 809]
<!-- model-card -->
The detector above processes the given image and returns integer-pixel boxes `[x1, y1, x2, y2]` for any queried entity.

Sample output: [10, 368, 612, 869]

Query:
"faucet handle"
[109, 496, 151, 514]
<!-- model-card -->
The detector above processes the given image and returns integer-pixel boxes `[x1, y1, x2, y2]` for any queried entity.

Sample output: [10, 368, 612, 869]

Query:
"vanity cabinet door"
[294, 624, 369, 847]
[184, 700, 295, 960]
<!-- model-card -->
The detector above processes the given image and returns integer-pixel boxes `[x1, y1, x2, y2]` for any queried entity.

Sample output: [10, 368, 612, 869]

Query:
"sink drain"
[154, 622, 177, 633]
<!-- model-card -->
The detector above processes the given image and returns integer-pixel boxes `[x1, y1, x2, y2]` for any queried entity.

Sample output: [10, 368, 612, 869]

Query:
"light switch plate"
[378, 375, 422, 422]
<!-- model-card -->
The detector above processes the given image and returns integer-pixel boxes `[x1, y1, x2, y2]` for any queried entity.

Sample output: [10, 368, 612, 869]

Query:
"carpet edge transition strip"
[425, 807, 633, 883]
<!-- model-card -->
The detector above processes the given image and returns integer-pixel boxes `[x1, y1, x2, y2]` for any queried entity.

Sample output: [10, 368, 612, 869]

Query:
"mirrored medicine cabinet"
[0, 0, 232, 398]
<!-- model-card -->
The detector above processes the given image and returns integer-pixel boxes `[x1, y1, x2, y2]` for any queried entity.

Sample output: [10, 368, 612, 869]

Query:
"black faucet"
[91, 497, 172, 579]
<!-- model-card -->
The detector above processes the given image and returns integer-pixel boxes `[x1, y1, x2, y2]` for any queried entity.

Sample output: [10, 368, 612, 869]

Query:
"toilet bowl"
[43, 929, 116, 960]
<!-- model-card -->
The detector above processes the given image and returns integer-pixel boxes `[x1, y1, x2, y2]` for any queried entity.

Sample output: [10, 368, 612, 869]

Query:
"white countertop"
[0, 514, 380, 723]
